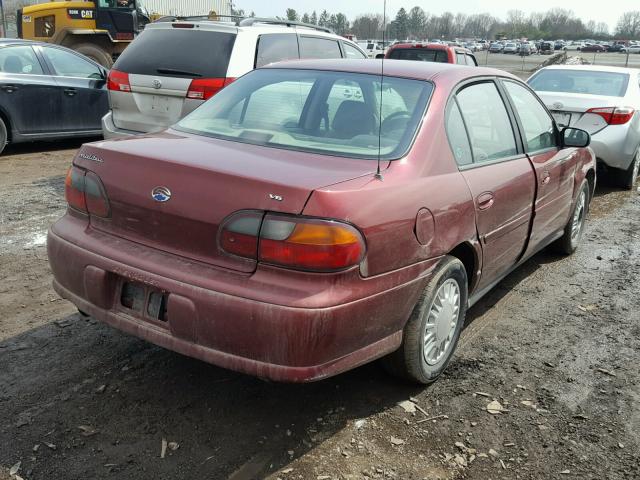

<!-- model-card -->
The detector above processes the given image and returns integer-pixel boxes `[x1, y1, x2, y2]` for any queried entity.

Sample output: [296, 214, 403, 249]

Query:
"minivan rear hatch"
[110, 26, 237, 133]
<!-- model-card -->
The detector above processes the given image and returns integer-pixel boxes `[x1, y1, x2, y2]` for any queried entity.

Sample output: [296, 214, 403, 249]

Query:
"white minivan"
[102, 18, 368, 138]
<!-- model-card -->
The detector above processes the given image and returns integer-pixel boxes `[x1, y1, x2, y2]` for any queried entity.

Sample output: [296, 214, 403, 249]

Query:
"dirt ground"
[1, 136, 640, 480]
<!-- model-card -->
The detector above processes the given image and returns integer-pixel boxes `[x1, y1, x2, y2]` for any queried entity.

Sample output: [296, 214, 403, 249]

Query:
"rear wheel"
[618, 149, 639, 190]
[554, 181, 589, 255]
[383, 256, 468, 384]
[73, 43, 113, 68]
[0, 117, 7, 155]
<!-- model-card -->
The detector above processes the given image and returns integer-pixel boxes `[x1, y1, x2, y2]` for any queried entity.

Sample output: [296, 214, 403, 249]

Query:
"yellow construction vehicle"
[17, 0, 150, 67]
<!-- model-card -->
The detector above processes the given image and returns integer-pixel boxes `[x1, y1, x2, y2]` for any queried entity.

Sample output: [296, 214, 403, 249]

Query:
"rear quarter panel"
[303, 88, 478, 278]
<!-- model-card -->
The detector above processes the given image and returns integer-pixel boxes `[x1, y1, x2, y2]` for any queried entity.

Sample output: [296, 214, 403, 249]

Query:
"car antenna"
[374, 0, 387, 181]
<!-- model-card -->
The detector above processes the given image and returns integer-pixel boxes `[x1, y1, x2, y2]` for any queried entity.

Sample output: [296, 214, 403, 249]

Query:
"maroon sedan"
[48, 60, 595, 384]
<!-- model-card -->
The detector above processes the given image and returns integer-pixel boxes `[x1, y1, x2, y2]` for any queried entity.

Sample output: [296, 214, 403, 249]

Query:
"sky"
[236, 0, 638, 32]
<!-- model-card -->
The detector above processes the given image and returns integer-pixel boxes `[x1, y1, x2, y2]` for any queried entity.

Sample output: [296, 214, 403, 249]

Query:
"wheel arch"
[585, 168, 596, 203]
[0, 106, 13, 142]
[448, 241, 480, 292]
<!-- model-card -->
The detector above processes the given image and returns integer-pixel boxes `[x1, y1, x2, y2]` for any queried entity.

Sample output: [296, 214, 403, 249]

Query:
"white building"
[140, 0, 233, 17]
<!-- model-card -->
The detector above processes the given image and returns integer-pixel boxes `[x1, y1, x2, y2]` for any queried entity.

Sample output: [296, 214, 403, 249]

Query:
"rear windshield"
[176, 69, 432, 160]
[529, 70, 630, 97]
[113, 28, 236, 78]
[388, 48, 448, 63]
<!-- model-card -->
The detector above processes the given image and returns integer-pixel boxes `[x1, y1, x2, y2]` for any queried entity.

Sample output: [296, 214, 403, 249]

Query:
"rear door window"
[455, 82, 518, 162]
[343, 43, 367, 59]
[465, 54, 477, 66]
[0, 45, 44, 75]
[446, 101, 473, 166]
[456, 53, 466, 64]
[113, 29, 236, 78]
[388, 48, 448, 62]
[42, 47, 102, 78]
[255, 33, 299, 68]
[299, 37, 342, 59]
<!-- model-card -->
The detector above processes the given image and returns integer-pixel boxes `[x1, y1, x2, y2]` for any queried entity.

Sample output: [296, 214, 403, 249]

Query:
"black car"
[540, 41, 553, 54]
[0, 40, 109, 154]
[609, 44, 626, 52]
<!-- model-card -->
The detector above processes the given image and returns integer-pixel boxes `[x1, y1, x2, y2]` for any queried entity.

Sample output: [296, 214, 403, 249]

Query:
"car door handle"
[477, 192, 495, 210]
[1, 85, 19, 93]
[64, 88, 77, 96]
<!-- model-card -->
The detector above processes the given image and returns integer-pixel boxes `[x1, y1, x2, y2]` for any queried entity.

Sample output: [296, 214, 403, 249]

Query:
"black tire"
[0, 117, 7, 155]
[382, 256, 468, 384]
[73, 43, 113, 68]
[553, 181, 589, 255]
[618, 150, 639, 190]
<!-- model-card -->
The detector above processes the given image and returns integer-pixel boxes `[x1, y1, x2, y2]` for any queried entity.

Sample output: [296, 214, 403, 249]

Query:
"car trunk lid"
[74, 132, 378, 273]
[537, 92, 622, 134]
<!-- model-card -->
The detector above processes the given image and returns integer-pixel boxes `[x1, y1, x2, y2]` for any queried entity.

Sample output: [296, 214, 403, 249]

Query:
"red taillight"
[187, 77, 235, 100]
[84, 172, 111, 218]
[219, 212, 366, 272]
[65, 166, 87, 213]
[108, 69, 131, 93]
[64, 165, 110, 217]
[219, 211, 263, 259]
[171, 23, 194, 28]
[587, 107, 635, 125]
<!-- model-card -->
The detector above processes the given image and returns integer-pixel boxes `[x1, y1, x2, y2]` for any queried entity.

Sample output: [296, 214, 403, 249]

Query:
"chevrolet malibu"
[48, 60, 596, 384]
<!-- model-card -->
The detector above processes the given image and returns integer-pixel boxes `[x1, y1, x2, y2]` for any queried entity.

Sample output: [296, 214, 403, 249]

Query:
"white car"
[528, 65, 640, 189]
[102, 18, 368, 139]
[503, 42, 518, 54]
[358, 40, 385, 58]
[628, 44, 640, 54]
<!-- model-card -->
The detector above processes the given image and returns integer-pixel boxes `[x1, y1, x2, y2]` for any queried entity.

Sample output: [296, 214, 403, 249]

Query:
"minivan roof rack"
[153, 14, 243, 24]
[239, 17, 333, 34]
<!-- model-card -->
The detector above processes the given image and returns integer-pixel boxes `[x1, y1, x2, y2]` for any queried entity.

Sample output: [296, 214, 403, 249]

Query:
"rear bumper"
[48, 218, 432, 382]
[590, 124, 639, 171]
[101, 111, 144, 140]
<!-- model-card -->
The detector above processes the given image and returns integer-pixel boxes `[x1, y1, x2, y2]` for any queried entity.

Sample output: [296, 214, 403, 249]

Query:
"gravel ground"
[1, 138, 639, 479]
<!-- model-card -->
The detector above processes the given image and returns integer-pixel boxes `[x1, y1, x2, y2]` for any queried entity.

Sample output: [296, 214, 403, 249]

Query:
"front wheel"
[383, 256, 468, 384]
[553, 181, 589, 255]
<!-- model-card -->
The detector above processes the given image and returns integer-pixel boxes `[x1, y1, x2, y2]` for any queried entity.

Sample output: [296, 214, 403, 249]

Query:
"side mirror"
[562, 127, 590, 148]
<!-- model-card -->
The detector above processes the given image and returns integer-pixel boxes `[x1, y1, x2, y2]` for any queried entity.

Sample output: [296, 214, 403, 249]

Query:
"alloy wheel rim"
[423, 279, 460, 366]
[571, 190, 586, 242]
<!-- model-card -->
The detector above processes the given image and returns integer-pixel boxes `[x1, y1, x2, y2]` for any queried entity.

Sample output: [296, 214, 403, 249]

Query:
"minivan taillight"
[64, 166, 111, 218]
[219, 212, 365, 272]
[187, 78, 235, 100]
[587, 107, 635, 125]
[107, 69, 131, 93]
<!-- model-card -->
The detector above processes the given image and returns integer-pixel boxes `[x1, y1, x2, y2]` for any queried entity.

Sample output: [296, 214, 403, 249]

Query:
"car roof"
[144, 20, 340, 39]
[264, 59, 517, 82]
[539, 64, 640, 74]
[388, 42, 475, 55]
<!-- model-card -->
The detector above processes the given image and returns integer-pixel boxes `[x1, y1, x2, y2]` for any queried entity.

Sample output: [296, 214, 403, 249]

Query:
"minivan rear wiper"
[156, 68, 203, 77]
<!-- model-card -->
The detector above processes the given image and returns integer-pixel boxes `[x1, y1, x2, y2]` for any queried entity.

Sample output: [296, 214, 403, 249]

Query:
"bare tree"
[616, 11, 640, 38]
